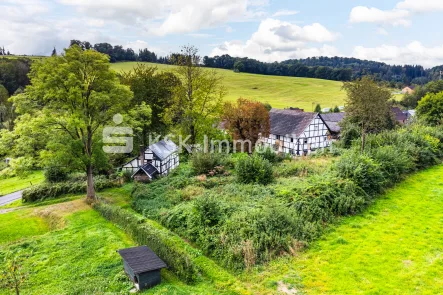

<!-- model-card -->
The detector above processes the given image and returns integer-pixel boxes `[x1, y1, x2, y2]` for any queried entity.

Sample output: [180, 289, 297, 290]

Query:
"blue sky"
[1, 0, 443, 67]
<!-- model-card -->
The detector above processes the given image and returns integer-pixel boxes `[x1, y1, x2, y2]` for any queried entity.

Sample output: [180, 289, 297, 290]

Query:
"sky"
[1, 0, 443, 68]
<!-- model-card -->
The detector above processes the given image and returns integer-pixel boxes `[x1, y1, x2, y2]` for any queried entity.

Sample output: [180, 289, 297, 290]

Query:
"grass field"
[245, 165, 443, 294]
[111, 62, 348, 110]
[0, 197, 255, 294]
[0, 209, 49, 244]
[0, 170, 44, 196]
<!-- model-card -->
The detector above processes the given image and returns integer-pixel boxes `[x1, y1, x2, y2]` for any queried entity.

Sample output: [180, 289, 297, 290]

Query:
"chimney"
[140, 145, 145, 165]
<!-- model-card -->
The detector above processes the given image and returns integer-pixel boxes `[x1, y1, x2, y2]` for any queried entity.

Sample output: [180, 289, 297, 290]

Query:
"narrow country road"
[0, 190, 23, 206]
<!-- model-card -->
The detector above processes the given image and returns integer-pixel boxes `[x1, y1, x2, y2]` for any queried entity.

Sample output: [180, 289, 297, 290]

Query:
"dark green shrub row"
[93, 202, 201, 283]
[22, 176, 119, 202]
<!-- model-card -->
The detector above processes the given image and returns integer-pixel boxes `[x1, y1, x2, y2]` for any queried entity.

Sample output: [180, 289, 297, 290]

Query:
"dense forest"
[203, 55, 438, 86]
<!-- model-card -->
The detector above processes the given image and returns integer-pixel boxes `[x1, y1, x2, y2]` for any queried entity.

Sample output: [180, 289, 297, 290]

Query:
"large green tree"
[120, 64, 179, 142]
[342, 77, 395, 151]
[23, 45, 132, 200]
[169, 46, 226, 145]
[416, 91, 443, 126]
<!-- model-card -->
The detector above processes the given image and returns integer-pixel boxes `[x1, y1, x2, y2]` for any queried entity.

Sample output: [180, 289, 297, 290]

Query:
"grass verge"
[0, 171, 44, 196]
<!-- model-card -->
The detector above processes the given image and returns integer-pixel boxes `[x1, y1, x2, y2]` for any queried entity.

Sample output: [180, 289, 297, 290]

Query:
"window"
[276, 135, 281, 140]
[304, 139, 308, 144]
[290, 138, 294, 143]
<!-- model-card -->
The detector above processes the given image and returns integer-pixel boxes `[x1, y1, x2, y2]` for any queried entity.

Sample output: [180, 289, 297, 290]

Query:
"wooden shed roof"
[117, 246, 167, 274]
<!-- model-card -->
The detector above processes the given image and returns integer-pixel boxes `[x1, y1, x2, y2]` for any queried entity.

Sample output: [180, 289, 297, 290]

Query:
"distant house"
[320, 112, 345, 139]
[122, 139, 179, 182]
[391, 107, 408, 124]
[402, 86, 415, 94]
[262, 109, 330, 156]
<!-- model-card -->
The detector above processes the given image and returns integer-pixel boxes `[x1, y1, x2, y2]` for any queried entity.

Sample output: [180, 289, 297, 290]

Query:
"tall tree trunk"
[86, 163, 95, 201]
[86, 126, 95, 201]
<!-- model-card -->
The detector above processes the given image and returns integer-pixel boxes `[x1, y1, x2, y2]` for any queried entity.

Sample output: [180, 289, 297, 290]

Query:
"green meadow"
[111, 62, 348, 110]
[0, 170, 44, 196]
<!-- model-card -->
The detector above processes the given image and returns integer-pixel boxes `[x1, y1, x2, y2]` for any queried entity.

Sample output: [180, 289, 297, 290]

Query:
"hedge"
[22, 176, 119, 202]
[93, 202, 201, 283]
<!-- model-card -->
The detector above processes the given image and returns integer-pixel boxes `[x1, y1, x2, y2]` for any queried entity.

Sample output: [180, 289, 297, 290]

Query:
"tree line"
[69, 40, 169, 63]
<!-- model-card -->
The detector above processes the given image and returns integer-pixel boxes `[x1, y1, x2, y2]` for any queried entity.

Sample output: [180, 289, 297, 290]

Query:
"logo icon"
[103, 114, 133, 153]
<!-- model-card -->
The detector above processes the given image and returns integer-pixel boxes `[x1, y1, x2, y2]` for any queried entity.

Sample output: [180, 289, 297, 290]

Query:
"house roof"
[117, 246, 167, 274]
[132, 163, 159, 178]
[320, 113, 345, 133]
[391, 107, 408, 122]
[269, 109, 318, 137]
[148, 140, 178, 161]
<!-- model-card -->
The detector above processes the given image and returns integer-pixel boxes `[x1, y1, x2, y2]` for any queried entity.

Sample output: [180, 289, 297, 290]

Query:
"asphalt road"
[0, 190, 23, 206]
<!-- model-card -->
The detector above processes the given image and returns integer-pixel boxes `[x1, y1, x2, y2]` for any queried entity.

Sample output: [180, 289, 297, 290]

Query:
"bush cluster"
[22, 175, 119, 202]
[93, 202, 200, 283]
[190, 152, 227, 175]
[44, 166, 68, 183]
[132, 124, 443, 271]
[235, 154, 274, 185]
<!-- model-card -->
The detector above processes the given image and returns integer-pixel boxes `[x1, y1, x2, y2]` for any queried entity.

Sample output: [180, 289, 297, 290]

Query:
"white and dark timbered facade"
[122, 140, 179, 181]
[263, 109, 331, 156]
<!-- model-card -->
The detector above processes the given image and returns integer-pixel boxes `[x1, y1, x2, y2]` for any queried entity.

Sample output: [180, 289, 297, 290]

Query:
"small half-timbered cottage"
[122, 139, 179, 181]
[262, 109, 330, 156]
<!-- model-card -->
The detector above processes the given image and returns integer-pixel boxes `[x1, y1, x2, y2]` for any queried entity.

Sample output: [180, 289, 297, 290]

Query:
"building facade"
[122, 139, 179, 180]
[263, 109, 331, 156]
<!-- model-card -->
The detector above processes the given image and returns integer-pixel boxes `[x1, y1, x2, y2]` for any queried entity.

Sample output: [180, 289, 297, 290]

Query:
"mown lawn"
[0, 209, 49, 244]
[0, 199, 250, 294]
[0, 170, 44, 196]
[111, 62, 348, 110]
[245, 165, 443, 294]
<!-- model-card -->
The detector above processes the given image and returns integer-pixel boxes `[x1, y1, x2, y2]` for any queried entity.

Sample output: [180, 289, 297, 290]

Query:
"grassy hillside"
[245, 165, 443, 294]
[111, 62, 347, 110]
[0, 170, 44, 196]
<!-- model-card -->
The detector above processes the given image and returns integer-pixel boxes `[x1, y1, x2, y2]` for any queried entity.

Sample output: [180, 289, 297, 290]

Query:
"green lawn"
[245, 165, 443, 294]
[0, 198, 252, 294]
[0, 209, 49, 244]
[111, 62, 348, 110]
[0, 170, 44, 196]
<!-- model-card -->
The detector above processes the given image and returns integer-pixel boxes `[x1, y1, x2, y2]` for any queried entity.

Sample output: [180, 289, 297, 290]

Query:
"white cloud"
[349, 6, 410, 26]
[396, 0, 443, 12]
[352, 41, 443, 68]
[58, 0, 267, 35]
[186, 33, 215, 38]
[377, 28, 389, 35]
[272, 10, 299, 17]
[210, 18, 340, 62]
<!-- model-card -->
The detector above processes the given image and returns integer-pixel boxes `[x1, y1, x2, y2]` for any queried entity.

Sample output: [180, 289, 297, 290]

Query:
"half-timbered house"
[263, 109, 331, 156]
[122, 139, 179, 181]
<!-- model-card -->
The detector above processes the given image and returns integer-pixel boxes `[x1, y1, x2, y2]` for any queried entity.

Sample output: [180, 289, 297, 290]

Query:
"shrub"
[236, 154, 274, 185]
[190, 152, 227, 175]
[44, 166, 68, 183]
[255, 146, 286, 163]
[333, 150, 384, 197]
[22, 177, 119, 202]
[93, 202, 200, 283]
[219, 200, 301, 270]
